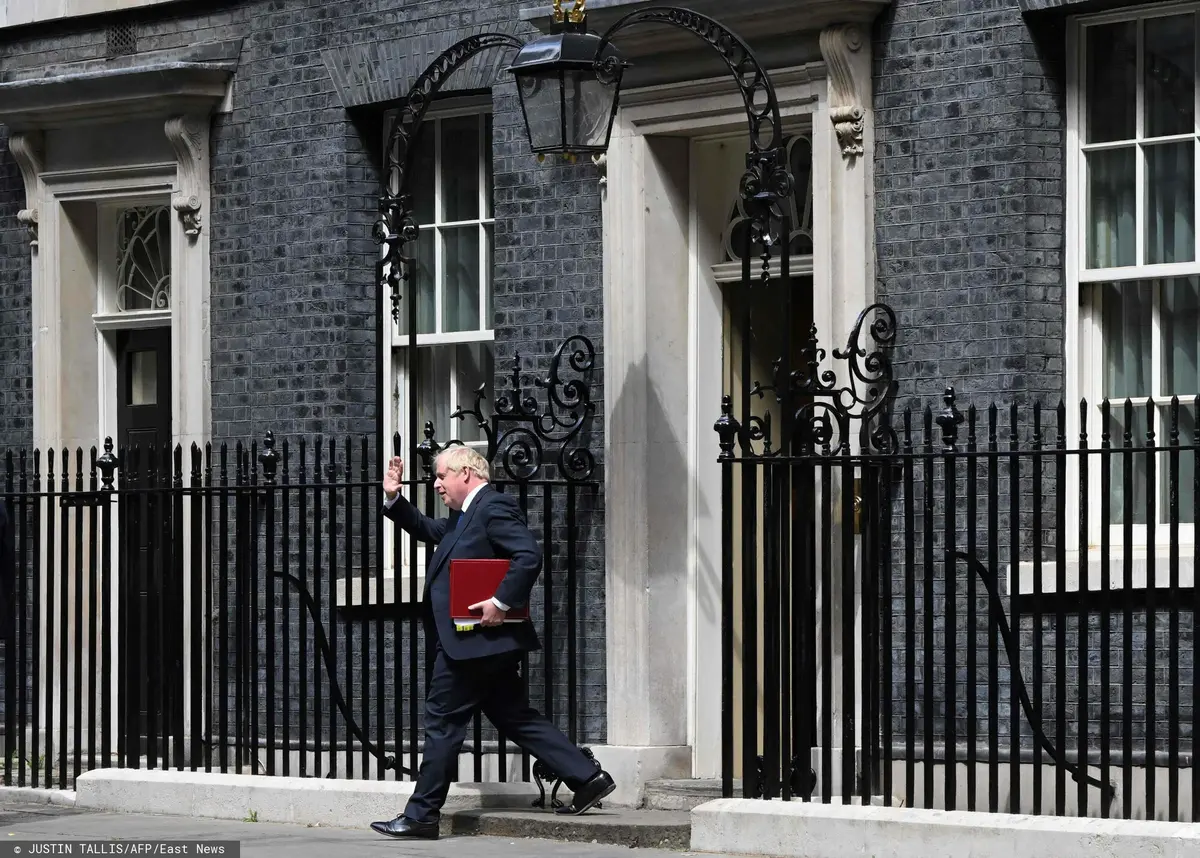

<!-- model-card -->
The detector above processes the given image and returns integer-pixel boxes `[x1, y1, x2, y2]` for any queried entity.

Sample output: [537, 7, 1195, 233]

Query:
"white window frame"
[1067, 2, 1200, 562]
[371, 98, 496, 601]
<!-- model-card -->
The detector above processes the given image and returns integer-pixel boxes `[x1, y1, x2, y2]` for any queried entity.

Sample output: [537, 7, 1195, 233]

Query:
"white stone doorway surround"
[593, 25, 875, 805]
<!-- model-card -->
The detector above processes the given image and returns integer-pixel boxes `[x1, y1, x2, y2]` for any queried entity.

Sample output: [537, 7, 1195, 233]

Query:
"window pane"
[1102, 281, 1153, 399]
[1160, 403, 1196, 524]
[396, 227, 436, 335]
[128, 351, 157, 406]
[1086, 22, 1136, 143]
[1145, 143, 1196, 264]
[410, 124, 435, 225]
[1164, 276, 1200, 395]
[1108, 403, 1151, 525]
[441, 115, 480, 222]
[484, 224, 493, 328]
[413, 345, 453, 444]
[1145, 14, 1196, 138]
[406, 344, 495, 447]
[1087, 148, 1136, 268]
[484, 113, 494, 220]
[449, 342, 494, 445]
[442, 226, 481, 333]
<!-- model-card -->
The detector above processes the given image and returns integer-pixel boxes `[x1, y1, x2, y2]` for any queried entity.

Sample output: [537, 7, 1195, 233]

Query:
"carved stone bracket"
[164, 115, 207, 239]
[819, 24, 865, 159]
[16, 208, 38, 248]
[592, 152, 608, 188]
[9, 131, 44, 249]
[171, 194, 202, 238]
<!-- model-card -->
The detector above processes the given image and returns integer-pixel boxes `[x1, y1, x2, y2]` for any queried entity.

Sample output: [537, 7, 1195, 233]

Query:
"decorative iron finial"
[259, 431, 280, 484]
[714, 395, 741, 461]
[416, 421, 439, 478]
[97, 437, 118, 490]
[935, 387, 964, 450]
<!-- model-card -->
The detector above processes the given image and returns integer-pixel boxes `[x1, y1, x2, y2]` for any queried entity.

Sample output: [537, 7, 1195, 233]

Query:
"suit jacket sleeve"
[485, 492, 543, 610]
[381, 492, 452, 545]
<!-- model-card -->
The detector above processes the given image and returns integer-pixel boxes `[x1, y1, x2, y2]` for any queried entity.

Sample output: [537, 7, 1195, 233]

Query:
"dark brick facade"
[873, 0, 1067, 407]
[870, 0, 1193, 773]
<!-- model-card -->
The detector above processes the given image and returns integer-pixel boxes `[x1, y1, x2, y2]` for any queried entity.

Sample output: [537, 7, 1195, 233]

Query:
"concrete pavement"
[0, 799, 740, 858]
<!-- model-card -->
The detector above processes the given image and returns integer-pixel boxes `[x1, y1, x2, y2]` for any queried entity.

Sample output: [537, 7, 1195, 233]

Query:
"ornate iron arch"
[588, 7, 804, 457]
[373, 32, 525, 322]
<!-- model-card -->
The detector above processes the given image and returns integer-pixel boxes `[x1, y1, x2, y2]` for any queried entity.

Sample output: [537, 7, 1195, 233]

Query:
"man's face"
[434, 464, 472, 510]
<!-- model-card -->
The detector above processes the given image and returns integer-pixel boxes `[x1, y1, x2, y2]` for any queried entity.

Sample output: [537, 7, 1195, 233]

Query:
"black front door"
[115, 328, 181, 758]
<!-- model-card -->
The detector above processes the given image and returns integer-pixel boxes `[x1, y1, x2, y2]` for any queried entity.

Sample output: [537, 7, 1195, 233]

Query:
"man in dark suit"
[369, 445, 615, 840]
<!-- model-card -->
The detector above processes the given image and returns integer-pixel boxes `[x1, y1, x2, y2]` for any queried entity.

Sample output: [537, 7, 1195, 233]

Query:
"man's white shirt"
[384, 482, 509, 611]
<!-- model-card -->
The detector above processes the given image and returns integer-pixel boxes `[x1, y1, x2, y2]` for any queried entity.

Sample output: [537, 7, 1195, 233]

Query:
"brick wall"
[872, 0, 1066, 407]
[868, 0, 1193, 772]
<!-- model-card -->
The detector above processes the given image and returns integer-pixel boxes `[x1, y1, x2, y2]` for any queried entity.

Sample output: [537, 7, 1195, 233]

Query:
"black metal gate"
[714, 303, 898, 802]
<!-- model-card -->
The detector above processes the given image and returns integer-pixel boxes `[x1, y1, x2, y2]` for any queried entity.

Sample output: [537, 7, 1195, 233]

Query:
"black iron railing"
[0, 436, 599, 790]
[0, 336, 602, 796]
[717, 303, 1200, 822]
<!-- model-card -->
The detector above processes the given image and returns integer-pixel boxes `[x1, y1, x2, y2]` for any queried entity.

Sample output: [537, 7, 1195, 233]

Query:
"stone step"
[644, 779, 731, 812]
[443, 808, 692, 850]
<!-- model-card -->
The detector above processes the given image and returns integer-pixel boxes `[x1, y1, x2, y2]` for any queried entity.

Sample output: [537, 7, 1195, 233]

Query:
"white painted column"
[811, 23, 877, 796]
[165, 113, 213, 453]
[11, 131, 54, 451]
[597, 116, 693, 805]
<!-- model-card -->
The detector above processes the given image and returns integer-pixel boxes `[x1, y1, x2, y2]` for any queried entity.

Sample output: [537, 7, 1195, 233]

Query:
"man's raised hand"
[384, 456, 404, 499]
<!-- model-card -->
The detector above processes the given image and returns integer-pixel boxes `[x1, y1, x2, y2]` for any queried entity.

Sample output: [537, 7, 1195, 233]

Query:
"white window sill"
[336, 569, 426, 608]
[1006, 548, 1198, 596]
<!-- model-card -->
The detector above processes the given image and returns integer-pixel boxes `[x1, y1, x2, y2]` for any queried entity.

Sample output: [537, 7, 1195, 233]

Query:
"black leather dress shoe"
[369, 814, 440, 839]
[555, 770, 616, 816]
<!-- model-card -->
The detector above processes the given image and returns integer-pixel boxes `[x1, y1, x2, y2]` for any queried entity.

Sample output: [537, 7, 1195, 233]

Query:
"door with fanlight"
[694, 131, 816, 779]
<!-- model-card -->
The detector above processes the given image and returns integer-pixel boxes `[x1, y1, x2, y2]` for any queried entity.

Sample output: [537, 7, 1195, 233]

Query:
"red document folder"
[449, 558, 531, 629]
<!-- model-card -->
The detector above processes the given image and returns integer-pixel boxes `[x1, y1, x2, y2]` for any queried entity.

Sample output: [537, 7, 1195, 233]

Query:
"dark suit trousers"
[404, 645, 597, 822]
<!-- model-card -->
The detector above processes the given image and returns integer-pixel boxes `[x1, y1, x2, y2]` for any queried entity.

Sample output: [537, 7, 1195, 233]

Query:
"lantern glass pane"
[564, 71, 618, 151]
[517, 71, 563, 152]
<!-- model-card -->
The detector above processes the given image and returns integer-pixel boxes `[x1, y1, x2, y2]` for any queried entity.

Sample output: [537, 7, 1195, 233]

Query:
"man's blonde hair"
[435, 445, 490, 482]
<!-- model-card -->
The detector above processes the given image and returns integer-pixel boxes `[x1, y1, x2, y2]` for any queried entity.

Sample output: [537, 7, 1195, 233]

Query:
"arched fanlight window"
[720, 134, 813, 264]
[115, 205, 171, 312]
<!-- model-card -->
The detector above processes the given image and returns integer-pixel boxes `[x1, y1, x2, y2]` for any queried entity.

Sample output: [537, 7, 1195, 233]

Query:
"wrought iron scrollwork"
[597, 7, 783, 154]
[716, 303, 899, 459]
[795, 302, 898, 456]
[420, 335, 597, 483]
[374, 33, 524, 321]
[531, 746, 603, 809]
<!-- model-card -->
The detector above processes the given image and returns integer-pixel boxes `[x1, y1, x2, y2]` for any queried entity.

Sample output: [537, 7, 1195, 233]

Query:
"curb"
[0, 786, 77, 808]
[74, 769, 542, 830]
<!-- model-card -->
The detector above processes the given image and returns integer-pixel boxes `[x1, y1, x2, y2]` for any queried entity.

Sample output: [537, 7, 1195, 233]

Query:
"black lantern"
[507, 17, 627, 157]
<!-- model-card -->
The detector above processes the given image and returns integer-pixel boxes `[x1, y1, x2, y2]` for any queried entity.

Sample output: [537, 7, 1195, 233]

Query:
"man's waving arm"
[381, 456, 451, 544]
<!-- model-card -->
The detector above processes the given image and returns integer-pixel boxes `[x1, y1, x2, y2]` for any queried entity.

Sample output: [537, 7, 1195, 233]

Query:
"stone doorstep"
[645, 779, 732, 812]
[441, 808, 692, 851]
